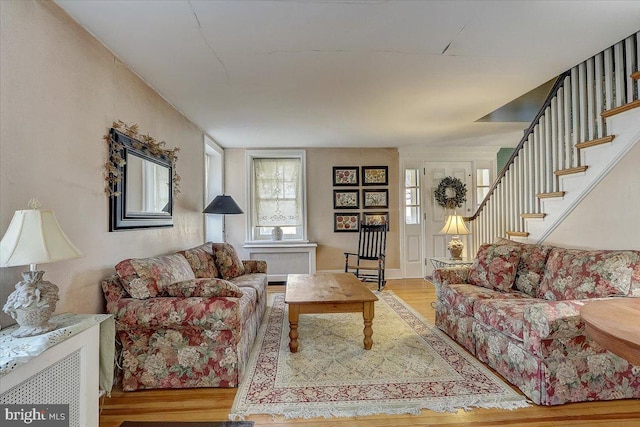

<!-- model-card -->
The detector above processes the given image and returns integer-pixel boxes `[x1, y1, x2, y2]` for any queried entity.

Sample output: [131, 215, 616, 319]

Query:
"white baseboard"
[316, 269, 403, 279]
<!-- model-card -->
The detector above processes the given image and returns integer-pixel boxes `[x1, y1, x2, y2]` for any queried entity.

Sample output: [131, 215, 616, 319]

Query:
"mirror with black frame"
[108, 128, 173, 231]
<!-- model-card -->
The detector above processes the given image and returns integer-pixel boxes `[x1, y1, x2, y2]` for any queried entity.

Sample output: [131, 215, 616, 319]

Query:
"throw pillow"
[495, 238, 553, 297]
[212, 243, 246, 279]
[537, 248, 640, 300]
[115, 253, 196, 299]
[177, 242, 220, 278]
[469, 243, 521, 292]
[163, 278, 244, 298]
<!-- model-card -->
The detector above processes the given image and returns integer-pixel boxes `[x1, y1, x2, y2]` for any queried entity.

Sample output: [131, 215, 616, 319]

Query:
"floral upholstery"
[115, 254, 196, 299]
[177, 243, 219, 279]
[101, 243, 267, 391]
[163, 278, 244, 298]
[469, 243, 521, 291]
[118, 328, 239, 390]
[106, 294, 242, 331]
[434, 242, 640, 405]
[213, 243, 246, 279]
[435, 303, 475, 354]
[474, 321, 640, 405]
[242, 260, 268, 274]
[495, 238, 553, 296]
[439, 283, 529, 316]
[473, 298, 540, 341]
[432, 266, 470, 286]
[537, 248, 640, 300]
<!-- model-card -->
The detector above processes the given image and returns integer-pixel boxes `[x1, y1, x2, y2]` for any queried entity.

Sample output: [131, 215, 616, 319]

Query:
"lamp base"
[3, 271, 59, 338]
[447, 236, 464, 260]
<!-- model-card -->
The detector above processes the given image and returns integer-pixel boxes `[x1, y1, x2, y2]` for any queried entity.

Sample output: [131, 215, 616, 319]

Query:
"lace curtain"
[254, 158, 302, 227]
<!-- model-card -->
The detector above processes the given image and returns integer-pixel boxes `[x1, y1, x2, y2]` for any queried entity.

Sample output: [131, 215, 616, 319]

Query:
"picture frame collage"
[332, 166, 390, 232]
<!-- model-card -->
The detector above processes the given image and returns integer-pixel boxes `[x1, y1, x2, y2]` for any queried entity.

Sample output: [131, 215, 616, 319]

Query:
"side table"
[429, 257, 474, 270]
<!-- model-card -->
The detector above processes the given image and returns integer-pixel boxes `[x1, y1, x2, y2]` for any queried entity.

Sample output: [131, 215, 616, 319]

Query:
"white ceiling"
[55, 1, 640, 149]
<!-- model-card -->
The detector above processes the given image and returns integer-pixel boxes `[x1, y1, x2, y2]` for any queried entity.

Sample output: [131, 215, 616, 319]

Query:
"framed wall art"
[334, 213, 360, 232]
[362, 166, 388, 186]
[333, 166, 359, 186]
[333, 190, 359, 209]
[363, 189, 388, 209]
[363, 212, 389, 230]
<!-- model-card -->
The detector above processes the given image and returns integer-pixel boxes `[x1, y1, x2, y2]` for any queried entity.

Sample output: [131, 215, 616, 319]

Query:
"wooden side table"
[580, 298, 640, 365]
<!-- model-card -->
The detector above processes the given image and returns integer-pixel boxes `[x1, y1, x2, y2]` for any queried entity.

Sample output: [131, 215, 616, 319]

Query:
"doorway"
[423, 161, 472, 276]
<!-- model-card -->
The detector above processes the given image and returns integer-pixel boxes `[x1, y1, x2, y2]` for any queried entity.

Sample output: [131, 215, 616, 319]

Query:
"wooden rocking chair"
[344, 222, 387, 291]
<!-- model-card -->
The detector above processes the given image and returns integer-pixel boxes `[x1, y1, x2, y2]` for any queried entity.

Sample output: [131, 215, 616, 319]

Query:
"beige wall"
[224, 148, 400, 272]
[545, 140, 640, 250]
[0, 0, 205, 327]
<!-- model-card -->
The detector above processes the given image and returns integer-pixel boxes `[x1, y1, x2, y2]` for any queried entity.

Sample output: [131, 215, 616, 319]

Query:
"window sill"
[243, 240, 316, 247]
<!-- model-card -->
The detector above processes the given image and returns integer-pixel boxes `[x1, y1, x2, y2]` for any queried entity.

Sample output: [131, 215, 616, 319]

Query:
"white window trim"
[245, 149, 308, 244]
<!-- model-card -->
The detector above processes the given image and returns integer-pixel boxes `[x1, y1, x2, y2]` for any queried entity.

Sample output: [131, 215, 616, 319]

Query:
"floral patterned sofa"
[101, 242, 267, 391]
[434, 239, 640, 405]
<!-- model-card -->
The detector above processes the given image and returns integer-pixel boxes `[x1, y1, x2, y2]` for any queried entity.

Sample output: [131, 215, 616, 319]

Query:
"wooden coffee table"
[285, 273, 378, 353]
[581, 298, 640, 365]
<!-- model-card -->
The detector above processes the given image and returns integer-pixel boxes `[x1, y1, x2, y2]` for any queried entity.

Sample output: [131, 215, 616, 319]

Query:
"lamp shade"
[203, 195, 243, 215]
[0, 208, 83, 267]
[440, 214, 471, 236]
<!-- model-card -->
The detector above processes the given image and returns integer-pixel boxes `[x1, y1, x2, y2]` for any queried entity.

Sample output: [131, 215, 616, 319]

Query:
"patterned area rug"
[230, 291, 529, 420]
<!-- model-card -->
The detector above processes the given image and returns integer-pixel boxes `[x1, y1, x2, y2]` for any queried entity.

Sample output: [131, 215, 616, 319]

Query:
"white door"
[402, 166, 423, 278]
[424, 161, 472, 276]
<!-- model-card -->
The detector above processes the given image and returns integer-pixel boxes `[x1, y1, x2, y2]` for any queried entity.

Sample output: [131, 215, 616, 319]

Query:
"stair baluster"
[468, 32, 640, 254]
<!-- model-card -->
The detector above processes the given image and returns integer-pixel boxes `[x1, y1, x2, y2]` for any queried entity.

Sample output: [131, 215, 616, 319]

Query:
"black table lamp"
[203, 194, 243, 241]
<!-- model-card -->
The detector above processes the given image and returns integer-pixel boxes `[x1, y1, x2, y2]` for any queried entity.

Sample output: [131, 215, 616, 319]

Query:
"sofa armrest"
[242, 260, 267, 274]
[432, 266, 471, 286]
[101, 275, 129, 303]
[523, 299, 604, 344]
[106, 295, 241, 331]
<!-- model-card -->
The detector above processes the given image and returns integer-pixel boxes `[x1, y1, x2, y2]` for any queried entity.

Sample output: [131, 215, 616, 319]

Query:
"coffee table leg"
[363, 301, 374, 350]
[289, 304, 300, 353]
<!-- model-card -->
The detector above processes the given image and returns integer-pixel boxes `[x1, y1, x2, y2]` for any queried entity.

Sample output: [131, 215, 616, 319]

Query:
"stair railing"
[467, 31, 639, 254]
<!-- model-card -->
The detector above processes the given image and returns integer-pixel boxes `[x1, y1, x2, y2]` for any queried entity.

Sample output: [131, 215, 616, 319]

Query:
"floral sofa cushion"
[473, 298, 541, 342]
[213, 243, 246, 279]
[115, 254, 196, 299]
[495, 238, 553, 297]
[469, 243, 521, 291]
[537, 248, 640, 300]
[177, 243, 219, 279]
[163, 278, 243, 298]
[439, 283, 530, 316]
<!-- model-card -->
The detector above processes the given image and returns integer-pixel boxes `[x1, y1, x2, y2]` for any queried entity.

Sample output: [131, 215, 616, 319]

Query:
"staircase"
[469, 31, 640, 253]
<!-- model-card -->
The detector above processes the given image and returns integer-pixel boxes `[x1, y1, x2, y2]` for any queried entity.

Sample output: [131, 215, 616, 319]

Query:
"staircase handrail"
[467, 70, 571, 222]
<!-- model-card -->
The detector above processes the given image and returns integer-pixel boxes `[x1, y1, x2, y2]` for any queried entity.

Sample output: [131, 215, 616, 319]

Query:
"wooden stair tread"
[506, 231, 530, 237]
[576, 135, 615, 150]
[601, 99, 640, 118]
[555, 166, 588, 176]
[521, 213, 546, 219]
[537, 191, 566, 199]
[631, 71, 640, 80]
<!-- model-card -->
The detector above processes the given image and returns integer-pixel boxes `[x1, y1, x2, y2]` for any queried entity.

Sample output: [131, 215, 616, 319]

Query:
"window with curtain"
[248, 151, 307, 241]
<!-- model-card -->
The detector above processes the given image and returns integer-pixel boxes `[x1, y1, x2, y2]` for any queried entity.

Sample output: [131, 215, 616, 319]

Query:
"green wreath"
[435, 176, 467, 209]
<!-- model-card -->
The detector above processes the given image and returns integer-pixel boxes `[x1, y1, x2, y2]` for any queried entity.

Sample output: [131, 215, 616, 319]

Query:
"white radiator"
[1, 350, 81, 426]
[244, 243, 317, 282]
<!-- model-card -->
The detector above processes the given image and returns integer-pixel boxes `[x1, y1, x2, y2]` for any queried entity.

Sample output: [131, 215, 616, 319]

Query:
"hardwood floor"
[99, 279, 640, 426]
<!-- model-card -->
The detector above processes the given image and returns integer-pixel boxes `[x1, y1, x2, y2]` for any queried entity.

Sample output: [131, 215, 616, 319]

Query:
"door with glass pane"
[403, 167, 423, 277]
[423, 161, 472, 277]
